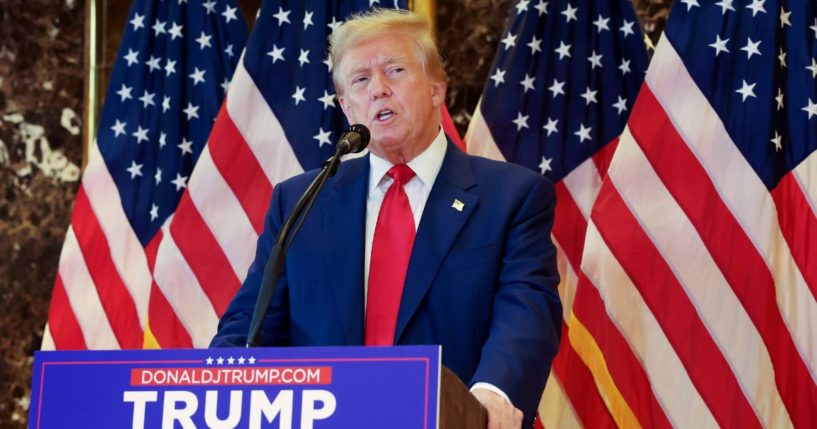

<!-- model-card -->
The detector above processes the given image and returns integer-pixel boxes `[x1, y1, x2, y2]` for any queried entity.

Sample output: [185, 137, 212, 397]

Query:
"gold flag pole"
[82, 0, 103, 170]
[410, 0, 437, 35]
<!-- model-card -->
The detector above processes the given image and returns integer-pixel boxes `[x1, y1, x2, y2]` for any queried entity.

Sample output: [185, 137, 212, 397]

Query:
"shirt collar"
[368, 126, 448, 195]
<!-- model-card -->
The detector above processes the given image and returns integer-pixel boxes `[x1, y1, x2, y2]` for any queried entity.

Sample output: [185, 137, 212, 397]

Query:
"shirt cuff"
[470, 382, 512, 405]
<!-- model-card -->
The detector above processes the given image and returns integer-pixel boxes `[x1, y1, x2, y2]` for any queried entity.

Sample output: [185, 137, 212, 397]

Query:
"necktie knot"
[387, 164, 415, 186]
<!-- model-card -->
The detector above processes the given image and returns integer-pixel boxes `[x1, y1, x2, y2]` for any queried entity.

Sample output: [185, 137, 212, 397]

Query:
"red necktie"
[365, 164, 417, 345]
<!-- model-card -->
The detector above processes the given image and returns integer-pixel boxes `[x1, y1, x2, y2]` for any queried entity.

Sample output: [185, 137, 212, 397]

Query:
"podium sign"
[30, 346, 440, 428]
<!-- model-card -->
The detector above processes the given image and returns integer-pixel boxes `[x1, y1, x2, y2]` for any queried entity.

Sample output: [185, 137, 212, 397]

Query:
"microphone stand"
[244, 148, 346, 348]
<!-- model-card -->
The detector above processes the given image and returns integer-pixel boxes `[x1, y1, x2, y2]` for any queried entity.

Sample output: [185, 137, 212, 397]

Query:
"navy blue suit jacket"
[211, 142, 562, 426]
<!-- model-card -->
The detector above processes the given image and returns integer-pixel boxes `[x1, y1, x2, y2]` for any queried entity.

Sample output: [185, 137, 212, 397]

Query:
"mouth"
[374, 109, 395, 122]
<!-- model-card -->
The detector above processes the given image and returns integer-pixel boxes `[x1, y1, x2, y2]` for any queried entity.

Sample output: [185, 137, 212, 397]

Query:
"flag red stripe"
[441, 105, 465, 151]
[572, 277, 674, 429]
[208, 106, 273, 235]
[771, 173, 817, 297]
[47, 275, 88, 350]
[552, 182, 587, 268]
[551, 324, 617, 429]
[169, 195, 241, 317]
[72, 187, 143, 349]
[591, 137, 619, 181]
[631, 86, 817, 427]
[143, 230, 193, 348]
[592, 180, 762, 428]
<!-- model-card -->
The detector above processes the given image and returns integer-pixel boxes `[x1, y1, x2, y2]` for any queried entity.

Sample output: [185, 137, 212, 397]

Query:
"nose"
[368, 72, 392, 100]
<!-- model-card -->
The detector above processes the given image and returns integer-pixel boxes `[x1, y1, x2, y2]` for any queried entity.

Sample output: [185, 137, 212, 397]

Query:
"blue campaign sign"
[30, 346, 440, 429]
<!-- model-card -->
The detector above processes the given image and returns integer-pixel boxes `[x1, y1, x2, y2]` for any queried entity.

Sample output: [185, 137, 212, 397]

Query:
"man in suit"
[211, 9, 562, 429]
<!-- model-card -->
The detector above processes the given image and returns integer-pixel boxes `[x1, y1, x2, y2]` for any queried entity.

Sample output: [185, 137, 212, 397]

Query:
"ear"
[338, 95, 352, 122]
[430, 81, 447, 109]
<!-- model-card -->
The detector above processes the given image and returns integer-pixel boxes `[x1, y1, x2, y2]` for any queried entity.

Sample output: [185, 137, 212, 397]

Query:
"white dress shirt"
[363, 127, 511, 404]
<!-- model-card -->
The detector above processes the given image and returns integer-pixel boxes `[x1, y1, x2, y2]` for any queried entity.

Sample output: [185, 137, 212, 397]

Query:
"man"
[211, 9, 562, 428]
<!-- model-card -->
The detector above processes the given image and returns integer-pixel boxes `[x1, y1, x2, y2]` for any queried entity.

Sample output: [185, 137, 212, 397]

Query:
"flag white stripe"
[41, 324, 55, 351]
[647, 36, 817, 381]
[227, 60, 304, 185]
[562, 158, 603, 220]
[581, 222, 716, 429]
[464, 100, 507, 162]
[58, 227, 120, 350]
[540, 371, 582, 429]
[187, 147, 258, 281]
[81, 143, 151, 328]
[613, 127, 791, 428]
[793, 149, 817, 218]
[153, 222, 221, 348]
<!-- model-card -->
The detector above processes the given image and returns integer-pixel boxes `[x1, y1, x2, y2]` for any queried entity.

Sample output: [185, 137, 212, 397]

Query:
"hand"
[472, 388, 523, 429]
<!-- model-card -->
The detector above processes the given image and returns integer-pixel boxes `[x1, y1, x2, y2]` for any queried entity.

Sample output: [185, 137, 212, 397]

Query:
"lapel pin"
[452, 199, 465, 212]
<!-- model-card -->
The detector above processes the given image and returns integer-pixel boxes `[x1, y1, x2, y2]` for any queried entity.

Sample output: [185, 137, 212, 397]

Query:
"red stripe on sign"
[170, 194, 241, 317]
[47, 274, 88, 350]
[592, 179, 761, 428]
[591, 137, 619, 181]
[72, 187, 143, 349]
[551, 324, 617, 429]
[772, 173, 817, 298]
[572, 277, 673, 429]
[630, 85, 817, 427]
[552, 182, 588, 269]
[209, 105, 274, 235]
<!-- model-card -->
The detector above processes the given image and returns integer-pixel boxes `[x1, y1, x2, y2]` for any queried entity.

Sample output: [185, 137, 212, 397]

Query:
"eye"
[351, 75, 368, 85]
[388, 66, 405, 75]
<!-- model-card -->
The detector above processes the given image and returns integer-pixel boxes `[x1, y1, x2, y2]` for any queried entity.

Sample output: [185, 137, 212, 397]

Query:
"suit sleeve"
[469, 175, 562, 424]
[209, 184, 292, 348]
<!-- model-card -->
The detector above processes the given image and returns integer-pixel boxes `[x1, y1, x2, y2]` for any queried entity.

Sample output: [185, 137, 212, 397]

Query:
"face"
[337, 33, 445, 163]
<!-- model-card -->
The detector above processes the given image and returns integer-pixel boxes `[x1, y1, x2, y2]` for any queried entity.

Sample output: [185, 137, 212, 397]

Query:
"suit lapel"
[321, 156, 369, 345]
[395, 143, 479, 342]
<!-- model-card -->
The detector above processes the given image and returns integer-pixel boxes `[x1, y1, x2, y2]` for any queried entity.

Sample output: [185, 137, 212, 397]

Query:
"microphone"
[336, 124, 370, 155]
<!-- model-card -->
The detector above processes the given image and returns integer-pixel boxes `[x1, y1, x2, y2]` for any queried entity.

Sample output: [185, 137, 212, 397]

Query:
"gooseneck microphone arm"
[246, 125, 370, 348]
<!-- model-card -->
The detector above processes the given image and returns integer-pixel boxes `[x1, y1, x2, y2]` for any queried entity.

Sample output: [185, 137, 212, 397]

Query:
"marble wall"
[0, 0, 671, 427]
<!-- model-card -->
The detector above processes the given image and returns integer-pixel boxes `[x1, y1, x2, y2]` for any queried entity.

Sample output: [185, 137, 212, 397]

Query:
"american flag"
[463, 0, 649, 427]
[143, 0, 411, 349]
[577, 0, 817, 427]
[42, 0, 248, 350]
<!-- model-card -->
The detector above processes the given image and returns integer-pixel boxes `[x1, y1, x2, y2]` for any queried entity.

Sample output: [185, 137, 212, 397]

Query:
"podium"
[30, 346, 486, 428]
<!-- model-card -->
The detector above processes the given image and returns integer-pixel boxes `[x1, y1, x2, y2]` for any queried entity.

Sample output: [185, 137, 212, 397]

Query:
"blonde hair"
[329, 9, 447, 95]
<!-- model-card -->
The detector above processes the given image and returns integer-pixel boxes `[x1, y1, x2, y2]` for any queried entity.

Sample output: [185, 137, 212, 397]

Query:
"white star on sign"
[172, 173, 188, 191]
[554, 41, 571, 59]
[735, 80, 757, 101]
[111, 119, 126, 137]
[512, 112, 529, 130]
[133, 126, 149, 144]
[709, 35, 729, 56]
[227, 356, 235, 365]
[519, 74, 535, 93]
[318, 91, 335, 109]
[267, 45, 285, 63]
[116, 84, 133, 101]
[222, 5, 238, 23]
[741, 37, 761, 59]
[574, 124, 592, 143]
[538, 156, 552, 174]
[542, 117, 559, 136]
[126, 161, 143, 179]
[292, 86, 306, 105]
[124, 49, 139, 66]
[248, 356, 256, 365]
[196, 31, 212, 49]
[189, 68, 206, 85]
[205, 356, 214, 365]
[274, 7, 291, 26]
[183, 102, 200, 120]
[490, 68, 505, 87]
[313, 128, 332, 147]
[130, 13, 145, 30]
